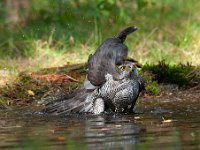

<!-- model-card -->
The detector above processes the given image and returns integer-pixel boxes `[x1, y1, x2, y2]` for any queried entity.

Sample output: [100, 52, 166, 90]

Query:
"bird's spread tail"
[116, 26, 137, 42]
[42, 87, 93, 115]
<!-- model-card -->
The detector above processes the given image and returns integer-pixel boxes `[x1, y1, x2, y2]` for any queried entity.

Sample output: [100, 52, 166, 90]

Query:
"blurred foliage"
[0, 0, 200, 66]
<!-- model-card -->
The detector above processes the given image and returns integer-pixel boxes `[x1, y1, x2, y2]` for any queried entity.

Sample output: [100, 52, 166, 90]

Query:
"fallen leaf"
[27, 90, 35, 96]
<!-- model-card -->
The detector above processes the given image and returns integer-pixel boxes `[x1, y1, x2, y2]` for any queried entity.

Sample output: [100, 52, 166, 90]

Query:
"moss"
[146, 81, 161, 95]
[0, 97, 8, 109]
[142, 60, 198, 88]
[139, 70, 161, 95]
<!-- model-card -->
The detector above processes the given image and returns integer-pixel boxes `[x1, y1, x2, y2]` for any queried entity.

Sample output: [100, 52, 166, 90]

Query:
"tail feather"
[116, 26, 137, 42]
[42, 87, 93, 115]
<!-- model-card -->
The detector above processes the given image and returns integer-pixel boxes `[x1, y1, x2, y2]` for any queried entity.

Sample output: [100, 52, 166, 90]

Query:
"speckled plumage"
[86, 61, 144, 114]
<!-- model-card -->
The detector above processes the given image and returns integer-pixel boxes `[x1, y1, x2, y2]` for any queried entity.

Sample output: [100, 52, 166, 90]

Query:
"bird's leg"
[93, 98, 105, 114]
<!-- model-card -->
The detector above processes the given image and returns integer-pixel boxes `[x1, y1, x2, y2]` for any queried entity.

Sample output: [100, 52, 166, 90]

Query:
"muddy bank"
[139, 84, 200, 106]
[0, 63, 199, 109]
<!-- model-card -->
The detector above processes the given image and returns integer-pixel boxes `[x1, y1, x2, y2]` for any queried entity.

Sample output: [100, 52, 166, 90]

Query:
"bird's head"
[118, 61, 140, 79]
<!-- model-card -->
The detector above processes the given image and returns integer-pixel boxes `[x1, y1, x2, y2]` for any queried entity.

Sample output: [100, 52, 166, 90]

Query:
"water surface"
[0, 101, 200, 150]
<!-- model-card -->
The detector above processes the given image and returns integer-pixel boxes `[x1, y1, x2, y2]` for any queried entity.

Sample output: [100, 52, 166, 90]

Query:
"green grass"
[0, 0, 200, 72]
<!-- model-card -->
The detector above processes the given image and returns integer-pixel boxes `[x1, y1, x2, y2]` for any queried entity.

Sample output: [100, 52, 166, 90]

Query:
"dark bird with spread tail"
[86, 26, 137, 88]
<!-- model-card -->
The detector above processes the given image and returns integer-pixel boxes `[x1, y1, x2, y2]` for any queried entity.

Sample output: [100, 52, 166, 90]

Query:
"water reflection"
[84, 115, 142, 149]
[0, 102, 200, 149]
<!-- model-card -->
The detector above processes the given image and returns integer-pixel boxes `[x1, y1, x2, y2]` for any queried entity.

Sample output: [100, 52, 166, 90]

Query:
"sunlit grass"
[0, 39, 92, 72]
[1, 0, 200, 69]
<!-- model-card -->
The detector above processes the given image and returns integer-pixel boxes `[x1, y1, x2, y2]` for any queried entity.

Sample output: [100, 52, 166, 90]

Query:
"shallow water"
[0, 101, 200, 150]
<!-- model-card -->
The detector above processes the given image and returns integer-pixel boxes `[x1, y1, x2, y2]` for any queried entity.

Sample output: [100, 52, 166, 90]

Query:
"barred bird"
[86, 26, 137, 89]
[92, 60, 145, 114]
[42, 60, 144, 115]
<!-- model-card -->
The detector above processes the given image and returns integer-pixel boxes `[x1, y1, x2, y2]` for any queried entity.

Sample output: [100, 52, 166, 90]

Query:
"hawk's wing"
[42, 87, 94, 115]
[87, 26, 137, 86]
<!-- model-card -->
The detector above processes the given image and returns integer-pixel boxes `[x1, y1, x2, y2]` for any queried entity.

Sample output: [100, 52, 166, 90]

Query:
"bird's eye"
[120, 65, 126, 71]
[127, 65, 132, 71]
